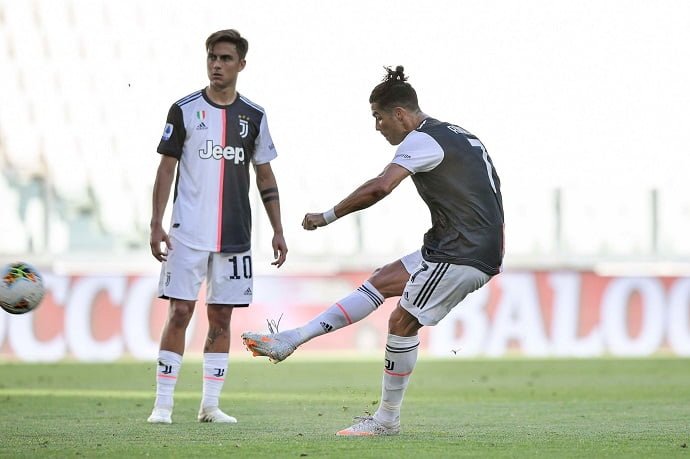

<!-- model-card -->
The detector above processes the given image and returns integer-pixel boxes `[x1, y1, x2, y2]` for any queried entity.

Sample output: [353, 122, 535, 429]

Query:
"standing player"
[242, 66, 503, 436]
[147, 29, 287, 424]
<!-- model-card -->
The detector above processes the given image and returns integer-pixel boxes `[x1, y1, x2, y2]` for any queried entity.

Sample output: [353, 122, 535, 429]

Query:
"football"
[0, 262, 46, 315]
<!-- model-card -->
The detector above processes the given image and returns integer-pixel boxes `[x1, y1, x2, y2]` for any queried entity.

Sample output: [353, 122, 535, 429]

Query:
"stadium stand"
[0, 0, 687, 269]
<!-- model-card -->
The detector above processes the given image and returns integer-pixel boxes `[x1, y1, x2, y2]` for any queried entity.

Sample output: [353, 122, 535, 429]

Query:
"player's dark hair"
[206, 29, 249, 60]
[369, 66, 419, 112]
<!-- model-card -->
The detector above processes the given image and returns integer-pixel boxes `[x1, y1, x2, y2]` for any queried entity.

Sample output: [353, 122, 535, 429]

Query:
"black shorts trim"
[158, 294, 249, 307]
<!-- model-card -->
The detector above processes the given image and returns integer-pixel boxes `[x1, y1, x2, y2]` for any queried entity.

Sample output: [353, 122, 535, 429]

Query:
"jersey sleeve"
[390, 130, 444, 174]
[156, 104, 186, 159]
[252, 113, 278, 165]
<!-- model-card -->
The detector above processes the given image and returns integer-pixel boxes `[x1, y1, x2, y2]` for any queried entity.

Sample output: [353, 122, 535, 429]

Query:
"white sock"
[201, 353, 228, 410]
[154, 350, 182, 409]
[374, 334, 419, 425]
[283, 282, 384, 346]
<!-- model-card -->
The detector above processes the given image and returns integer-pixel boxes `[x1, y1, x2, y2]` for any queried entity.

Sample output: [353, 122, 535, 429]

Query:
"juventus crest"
[239, 118, 249, 138]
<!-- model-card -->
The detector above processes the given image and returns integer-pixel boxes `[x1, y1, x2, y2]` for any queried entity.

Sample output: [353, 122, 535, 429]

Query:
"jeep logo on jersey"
[199, 140, 245, 164]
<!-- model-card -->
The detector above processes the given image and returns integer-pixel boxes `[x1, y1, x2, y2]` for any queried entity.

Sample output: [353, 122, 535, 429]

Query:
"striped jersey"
[157, 89, 277, 253]
[391, 118, 504, 275]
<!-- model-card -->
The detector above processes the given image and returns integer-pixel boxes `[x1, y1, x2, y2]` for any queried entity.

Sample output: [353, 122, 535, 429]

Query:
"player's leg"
[204, 304, 233, 353]
[159, 298, 196, 355]
[242, 252, 417, 362]
[338, 262, 491, 436]
[148, 297, 196, 424]
[282, 258, 409, 344]
[198, 304, 237, 423]
[373, 306, 422, 427]
[148, 239, 205, 424]
[336, 304, 420, 436]
[197, 250, 252, 423]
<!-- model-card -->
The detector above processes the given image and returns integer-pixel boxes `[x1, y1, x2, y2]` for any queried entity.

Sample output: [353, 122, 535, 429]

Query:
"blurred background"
[1, 0, 689, 361]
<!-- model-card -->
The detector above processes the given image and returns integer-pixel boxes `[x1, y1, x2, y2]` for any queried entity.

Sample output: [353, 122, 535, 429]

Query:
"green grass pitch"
[1, 357, 688, 458]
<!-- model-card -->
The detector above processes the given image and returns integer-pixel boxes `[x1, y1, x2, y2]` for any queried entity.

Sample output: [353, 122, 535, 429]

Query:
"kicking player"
[242, 66, 504, 436]
[147, 29, 287, 424]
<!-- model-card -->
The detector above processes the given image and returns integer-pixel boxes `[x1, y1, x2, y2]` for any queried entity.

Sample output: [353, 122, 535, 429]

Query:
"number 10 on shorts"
[227, 255, 252, 280]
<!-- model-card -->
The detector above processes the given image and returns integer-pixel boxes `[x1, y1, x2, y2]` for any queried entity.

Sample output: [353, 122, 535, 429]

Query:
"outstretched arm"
[255, 162, 288, 267]
[302, 163, 411, 230]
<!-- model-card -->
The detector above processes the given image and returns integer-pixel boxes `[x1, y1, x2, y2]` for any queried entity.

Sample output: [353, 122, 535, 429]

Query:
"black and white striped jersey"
[157, 89, 277, 253]
[391, 117, 504, 275]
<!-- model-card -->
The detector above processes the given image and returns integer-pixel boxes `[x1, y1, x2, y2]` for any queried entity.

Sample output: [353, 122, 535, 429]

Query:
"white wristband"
[323, 208, 338, 225]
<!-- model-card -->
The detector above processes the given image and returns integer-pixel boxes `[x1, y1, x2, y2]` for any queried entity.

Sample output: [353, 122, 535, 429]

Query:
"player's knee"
[369, 262, 406, 298]
[368, 268, 385, 291]
[207, 304, 233, 327]
[168, 300, 195, 327]
[388, 306, 422, 336]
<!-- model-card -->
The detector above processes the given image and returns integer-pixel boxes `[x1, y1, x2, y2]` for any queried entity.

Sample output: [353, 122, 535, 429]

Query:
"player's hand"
[271, 233, 287, 268]
[302, 213, 326, 231]
[150, 226, 172, 262]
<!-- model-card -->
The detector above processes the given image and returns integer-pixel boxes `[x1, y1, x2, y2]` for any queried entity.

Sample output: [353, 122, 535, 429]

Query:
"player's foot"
[197, 406, 237, 423]
[147, 407, 172, 424]
[336, 416, 400, 436]
[241, 332, 296, 363]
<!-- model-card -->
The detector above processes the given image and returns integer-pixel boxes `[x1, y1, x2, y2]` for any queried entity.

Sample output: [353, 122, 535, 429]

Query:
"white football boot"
[336, 416, 400, 436]
[147, 407, 172, 424]
[197, 406, 238, 423]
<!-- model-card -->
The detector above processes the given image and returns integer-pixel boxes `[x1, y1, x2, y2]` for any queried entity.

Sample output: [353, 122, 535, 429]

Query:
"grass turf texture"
[0, 358, 688, 458]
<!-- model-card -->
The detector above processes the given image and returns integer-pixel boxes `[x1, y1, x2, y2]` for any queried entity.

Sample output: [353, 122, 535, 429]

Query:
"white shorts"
[158, 238, 253, 306]
[399, 250, 490, 326]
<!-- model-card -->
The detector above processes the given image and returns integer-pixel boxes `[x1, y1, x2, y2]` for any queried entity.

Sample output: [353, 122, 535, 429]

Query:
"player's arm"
[150, 154, 177, 262]
[255, 162, 288, 267]
[302, 163, 411, 230]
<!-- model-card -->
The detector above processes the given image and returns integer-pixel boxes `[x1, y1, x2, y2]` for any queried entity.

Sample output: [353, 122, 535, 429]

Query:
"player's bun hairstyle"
[206, 29, 249, 60]
[369, 65, 420, 112]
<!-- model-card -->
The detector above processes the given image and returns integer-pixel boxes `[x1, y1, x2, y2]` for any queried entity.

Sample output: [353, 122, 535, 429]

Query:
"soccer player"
[242, 66, 503, 436]
[147, 29, 287, 424]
